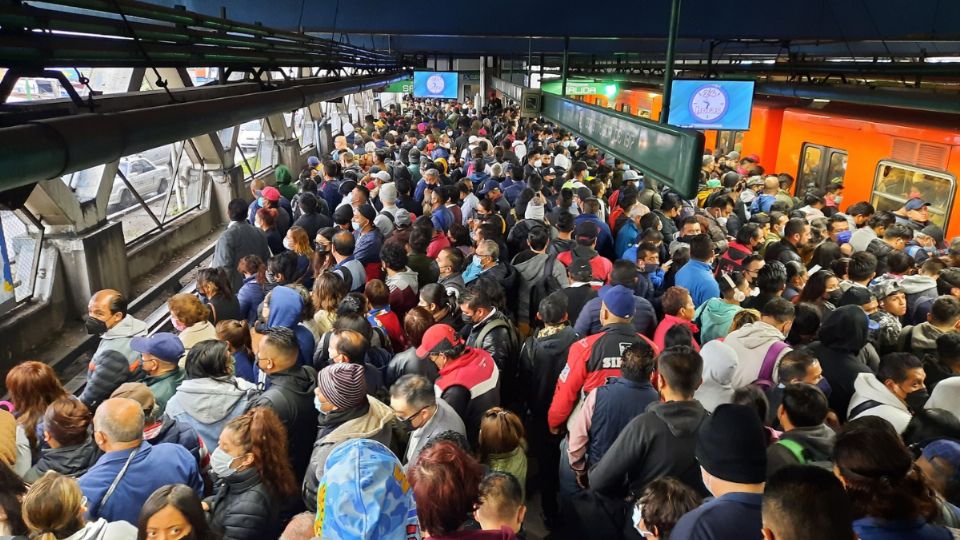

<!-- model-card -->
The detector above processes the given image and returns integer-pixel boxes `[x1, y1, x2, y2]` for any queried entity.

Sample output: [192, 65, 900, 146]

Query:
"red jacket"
[652, 314, 701, 352]
[547, 323, 659, 430]
[371, 308, 405, 352]
[557, 250, 613, 284]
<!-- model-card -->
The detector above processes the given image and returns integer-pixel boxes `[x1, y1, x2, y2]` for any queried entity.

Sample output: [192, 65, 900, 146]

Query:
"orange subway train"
[575, 87, 960, 240]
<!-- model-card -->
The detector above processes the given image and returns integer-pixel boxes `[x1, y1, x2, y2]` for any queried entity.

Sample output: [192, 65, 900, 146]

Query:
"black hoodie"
[246, 365, 319, 481]
[808, 305, 873, 421]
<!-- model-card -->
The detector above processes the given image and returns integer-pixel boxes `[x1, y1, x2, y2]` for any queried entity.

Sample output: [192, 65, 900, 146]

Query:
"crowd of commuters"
[5, 95, 960, 540]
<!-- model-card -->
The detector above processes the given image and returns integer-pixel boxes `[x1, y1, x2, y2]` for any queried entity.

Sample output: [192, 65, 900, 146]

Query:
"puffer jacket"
[80, 315, 148, 410]
[809, 305, 873, 421]
[246, 365, 318, 481]
[205, 467, 278, 540]
[236, 275, 265, 325]
[24, 437, 101, 482]
[695, 297, 742, 344]
[302, 396, 396, 510]
[164, 377, 256, 454]
[512, 251, 569, 325]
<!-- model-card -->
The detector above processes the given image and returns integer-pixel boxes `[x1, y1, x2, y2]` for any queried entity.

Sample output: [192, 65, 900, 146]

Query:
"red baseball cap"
[416, 324, 462, 358]
[261, 186, 281, 202]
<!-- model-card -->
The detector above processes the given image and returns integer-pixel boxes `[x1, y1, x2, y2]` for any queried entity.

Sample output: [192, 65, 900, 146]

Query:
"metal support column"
[527, 37, 533, 87]
[660, 0, 682, 124]
[561, 37, 570, 97]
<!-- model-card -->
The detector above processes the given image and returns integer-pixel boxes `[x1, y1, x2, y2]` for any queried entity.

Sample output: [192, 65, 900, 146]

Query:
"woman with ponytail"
[23, 471, 137, 540]
[203, 407, 296, 540]
[236, 255, 266, 325]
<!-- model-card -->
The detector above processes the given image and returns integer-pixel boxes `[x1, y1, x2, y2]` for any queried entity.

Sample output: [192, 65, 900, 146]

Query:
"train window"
[619, 104, 631, 115]
[872, 161, 955, 229]
[799, 144, 824, 194]
[799, 143, 847, 196]
[716, 131, 745, 156]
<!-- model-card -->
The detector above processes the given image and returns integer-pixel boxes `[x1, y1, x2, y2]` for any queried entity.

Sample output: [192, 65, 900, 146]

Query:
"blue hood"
[267, 286, 303, 329]
[316, 439, 421, 539]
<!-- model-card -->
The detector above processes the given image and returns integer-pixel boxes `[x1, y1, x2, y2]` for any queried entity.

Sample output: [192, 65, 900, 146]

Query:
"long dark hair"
[183, 340, 235, 384]
[137, 484, 218, 540]
[796, 270, 836, 304]
[0, 461, 27, 536]
[197, 267, 234, 297]
[224, 407, 297, 498]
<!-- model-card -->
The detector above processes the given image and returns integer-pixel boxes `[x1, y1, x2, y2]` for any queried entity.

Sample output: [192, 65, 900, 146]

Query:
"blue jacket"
[353, 229, 383, 266]
[671, 492, 763, 540]
[503, 181, 527, 207]
[574, 294, 657, 337]
[414, 179, 434, 203]
[676, 259, 721, 308]
[575, 214, 614, 259]
[588, 378, 659, 467]
[614, 219, 640, 260]
[319, 179, 342, 212]
[79, 441, 202, 526]
[237, 276, 264, 325]
[853, 517, 955, 540]
[431, 205, 455, 233]
[267, 286, 316, 366]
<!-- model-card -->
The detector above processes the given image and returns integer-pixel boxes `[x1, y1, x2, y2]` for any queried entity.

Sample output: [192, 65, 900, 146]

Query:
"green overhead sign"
[542, 92, 703, 199]
[541, 80, 618, 97]
[382, 79, 413, 93]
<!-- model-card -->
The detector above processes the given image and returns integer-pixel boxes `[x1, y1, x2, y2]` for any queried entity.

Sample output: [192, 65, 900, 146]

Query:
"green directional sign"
[383, 79, 413, 93]
[541, 80, 618, 97]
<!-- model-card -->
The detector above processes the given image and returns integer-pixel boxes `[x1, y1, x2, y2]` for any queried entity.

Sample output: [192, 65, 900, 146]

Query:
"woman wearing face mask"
[311, 227, 337, 276]
[281, 226, 315, 289]
[782, 261, 808, 302]
[796, 270, 842, 318]
[419, 283, 462, 330]
[694, 271, 750, 344]
[138, 484, 216, 540]
[254, 208, 284, 256]
[204, 407, 295, 540]
[166, 294, 217, 357]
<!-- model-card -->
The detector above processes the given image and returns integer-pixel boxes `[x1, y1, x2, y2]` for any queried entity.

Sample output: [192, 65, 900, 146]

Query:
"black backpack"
[528, 254, 564, 329]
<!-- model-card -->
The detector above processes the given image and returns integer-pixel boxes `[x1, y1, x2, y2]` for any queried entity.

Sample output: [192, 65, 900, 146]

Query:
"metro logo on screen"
[413, 71, 459, 99]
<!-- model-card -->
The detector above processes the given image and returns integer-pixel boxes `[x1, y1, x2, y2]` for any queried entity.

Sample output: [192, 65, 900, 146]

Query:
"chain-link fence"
[0, 209, 42, 305]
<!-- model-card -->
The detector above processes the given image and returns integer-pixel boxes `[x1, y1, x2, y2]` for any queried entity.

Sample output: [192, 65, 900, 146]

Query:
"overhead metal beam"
[0, 72, 406, 191]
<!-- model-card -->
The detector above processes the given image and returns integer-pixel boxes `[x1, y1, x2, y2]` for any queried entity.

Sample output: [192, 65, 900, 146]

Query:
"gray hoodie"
[64, 518, 138, 540]
[164, 377, 256, 452]
[724, 321, 792, 389]
[847, 372, 912, 433]
[512, 252, 569, 324]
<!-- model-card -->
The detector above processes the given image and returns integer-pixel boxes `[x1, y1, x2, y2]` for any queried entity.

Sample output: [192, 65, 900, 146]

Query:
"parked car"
[109, 157, 170, 210]
[237, 120, 262, 154]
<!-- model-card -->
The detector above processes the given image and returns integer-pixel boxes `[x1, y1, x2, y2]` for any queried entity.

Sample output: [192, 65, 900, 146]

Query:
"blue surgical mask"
[816, 377, 832, 397]
[351, 221, 360, 231]
[836, 230, 852, 244]
[210, 447, 238, 479]
[258, 196, 266, 208]
[314, 396, 328, 416]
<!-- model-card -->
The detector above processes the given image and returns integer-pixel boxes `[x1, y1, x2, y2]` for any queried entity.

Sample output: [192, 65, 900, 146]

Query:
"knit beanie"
[318, 363, 367, 410]
[695, 403, 767, 484]
[380, 182, 398, 204]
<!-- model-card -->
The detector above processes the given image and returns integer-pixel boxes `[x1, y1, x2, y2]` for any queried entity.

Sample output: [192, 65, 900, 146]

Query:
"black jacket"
[519, 326, 580, 424]
[24, 438, 101, 482]
[205, 467, 279, 540]
[808, 305, 872, 421]
[764, 240, 801, 265]
[589, 399, 709, 499]
[867, 237, 895, 276]
[386, 347, 440, 387]
[463, 309, 521, 410]
[247, 365, 318, 481]
[562, 284, 599, 326]
[292, 211, 332, 241]
[146, 415, 205, 468]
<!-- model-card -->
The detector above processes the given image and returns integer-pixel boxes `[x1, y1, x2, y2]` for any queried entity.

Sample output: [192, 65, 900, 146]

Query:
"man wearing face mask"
[302, 362, 396, 510]
[523, 148, 545, 186]
[388, 374, 466, 472]
[697, 195, 732, 254]
[80, 290, 148, 411]
[351, 204, 383, 280]
[246, 327, 317, 484]
[130, 333, 185, 415]
[847, 353, 928, 433]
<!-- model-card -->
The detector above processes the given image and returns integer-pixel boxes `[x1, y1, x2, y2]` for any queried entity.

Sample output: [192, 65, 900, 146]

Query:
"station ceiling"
[140, 0, 960, 61]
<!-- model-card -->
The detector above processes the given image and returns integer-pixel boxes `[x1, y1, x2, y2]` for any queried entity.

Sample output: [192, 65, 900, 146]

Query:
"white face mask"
[717, 216, 728, 227]
[534, 159, 542, 168]
[210, 447, 239, 478]
[282, 238, 293, 251]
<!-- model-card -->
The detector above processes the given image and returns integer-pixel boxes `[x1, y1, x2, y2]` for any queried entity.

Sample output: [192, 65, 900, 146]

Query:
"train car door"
[797, 143, 847, 197]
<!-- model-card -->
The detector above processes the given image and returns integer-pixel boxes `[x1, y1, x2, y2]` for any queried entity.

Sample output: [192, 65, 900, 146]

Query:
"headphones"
[722, 272, 746, 302]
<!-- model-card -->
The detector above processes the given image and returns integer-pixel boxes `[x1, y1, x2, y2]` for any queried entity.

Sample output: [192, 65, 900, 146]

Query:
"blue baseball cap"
[130, 333, 184, 364]
[922, 439, 960, 483]
[477, 178, 501, 197]
[307, 155, 320, 167]
[599, 284, 635, 319]
[904, 197, 931, 211]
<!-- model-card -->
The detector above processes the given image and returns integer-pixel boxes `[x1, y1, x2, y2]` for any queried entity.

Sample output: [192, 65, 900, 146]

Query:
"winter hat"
[525, 202, 545, 221]
[318, 363, 367, 410]
[696, 403, 767, 484]
[316, 439, 421, 539]
[110, 382, 157, 419]
[380, 182, 398, 204]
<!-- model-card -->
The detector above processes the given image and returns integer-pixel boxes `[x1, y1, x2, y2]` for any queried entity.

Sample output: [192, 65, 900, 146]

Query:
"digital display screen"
[413, 71, 459, 99]
[667, 80, 755, 130]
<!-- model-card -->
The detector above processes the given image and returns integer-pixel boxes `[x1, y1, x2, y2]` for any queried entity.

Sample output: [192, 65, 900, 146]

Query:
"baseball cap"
[130, 333, 184, 364]
[598, 284, 635, 319]
[837, 285, 876, 308]
[623, 169, 641, 181]
[904, 198, 932, 211]
[307, 156, 320, 167]
[922, 440, 960, 483]
[261, 186, 281, 202]
[725, 151, 741, 160]
[110, 382, 156, 415]
[919, 224, 945, 248]
[747, 176, 765, 187]
[394, 209, 412, 228]
[568, 257, 592, 278]
[374, 170, 391, 183]
[574, 221, 600, 241]
[416, 324, 463, 358]
[870, 278, 903, 300]
[477, 178, 501, 197]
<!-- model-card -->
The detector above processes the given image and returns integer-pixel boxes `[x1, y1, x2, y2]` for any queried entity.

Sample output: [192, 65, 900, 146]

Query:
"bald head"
[763, 176, 780, 194]
[93, 397, 145, 450]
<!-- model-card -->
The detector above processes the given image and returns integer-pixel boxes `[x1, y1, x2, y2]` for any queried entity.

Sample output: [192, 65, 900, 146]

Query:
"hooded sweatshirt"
[847, 372, 912, 433]
[267, 286, 315, 366]
[810, 305, 873, 421]
[724, 321, 792, 389]
[695, 297, 743, 344]
[81, 315, 148, 409]
[386, 267, 420, 317]
[164, 377, 255, 453]
[63, 518, 138, 540]
[766, 424, 836, 476]
[901, 274, 939, 325]
[512, 251, 569, 324]
[589, 400, 709, 499]
[694, 341, 737, 412]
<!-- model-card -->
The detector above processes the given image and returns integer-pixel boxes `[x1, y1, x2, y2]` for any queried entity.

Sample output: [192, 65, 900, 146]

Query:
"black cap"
[695, 404, 767, 484]
[333, 205, 353, 225]
[838, 286, 875, 308]
[574, 221, 599, 241]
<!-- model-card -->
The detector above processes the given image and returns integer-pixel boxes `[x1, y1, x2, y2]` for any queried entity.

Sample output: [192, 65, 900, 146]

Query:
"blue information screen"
[413, 71, 459, 99]
[667, 80, 755, 130]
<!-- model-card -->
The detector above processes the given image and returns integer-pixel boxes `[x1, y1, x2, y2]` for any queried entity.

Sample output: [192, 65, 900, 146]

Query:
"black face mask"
[826, 289, 843, 305]
[905, 388, 930, 413]
[461, 312, 475, 325]
[84, 316, 109, 336]
[399, 416, 416, 433]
